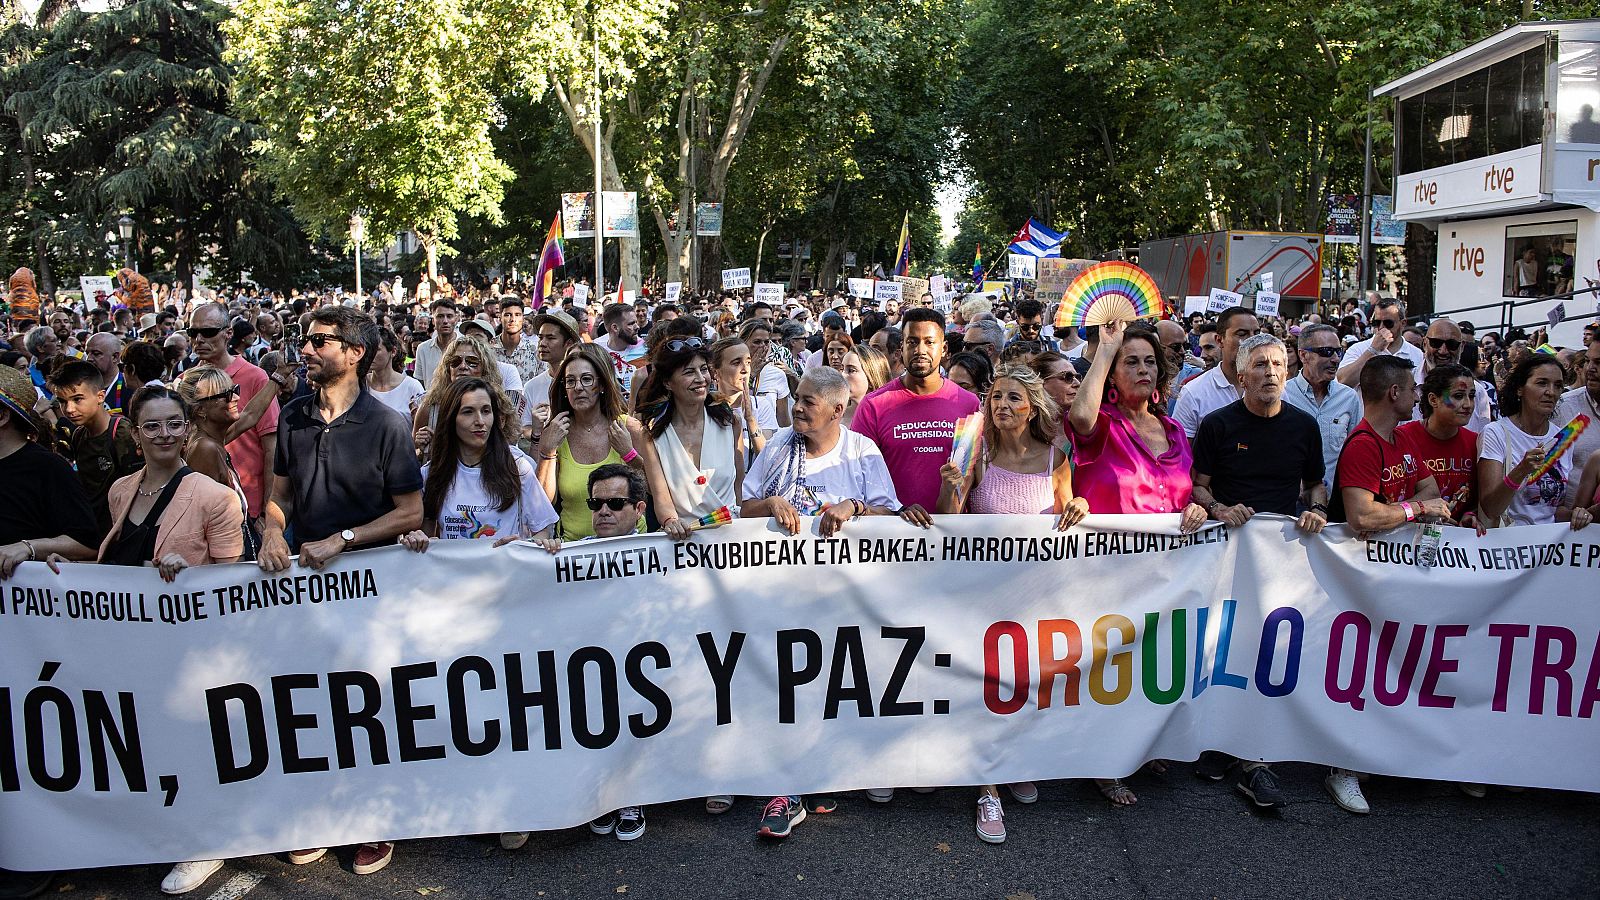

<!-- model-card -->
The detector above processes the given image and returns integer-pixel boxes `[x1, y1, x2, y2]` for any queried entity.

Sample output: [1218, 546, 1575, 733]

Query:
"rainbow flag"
[971, 243, 983, 282]
[532, 215, 564, 309]
[949, 412, 983, 477]
[892, 212, 911, 277]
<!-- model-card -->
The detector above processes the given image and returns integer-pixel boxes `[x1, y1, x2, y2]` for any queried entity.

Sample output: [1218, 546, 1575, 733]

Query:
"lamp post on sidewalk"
[350, 208, 368, 301]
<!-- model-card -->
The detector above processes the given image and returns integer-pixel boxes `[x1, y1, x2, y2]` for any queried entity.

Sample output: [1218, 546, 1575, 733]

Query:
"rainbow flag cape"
[971, 243, 983, 282]
[892, 212, 911, 277]
[532, 215, 564, 309]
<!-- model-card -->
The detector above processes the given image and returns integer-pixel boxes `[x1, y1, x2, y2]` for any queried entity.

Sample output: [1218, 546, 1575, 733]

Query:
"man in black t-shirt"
[1188, 333, 1329, 813]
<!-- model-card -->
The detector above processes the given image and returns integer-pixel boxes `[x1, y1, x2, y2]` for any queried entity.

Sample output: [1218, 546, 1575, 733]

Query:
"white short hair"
[799, 365, 850, 407]
[1236, 333, 1287, 374]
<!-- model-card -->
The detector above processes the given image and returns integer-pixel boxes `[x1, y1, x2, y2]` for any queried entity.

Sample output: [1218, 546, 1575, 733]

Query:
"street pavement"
[36, 762, 1600, 899]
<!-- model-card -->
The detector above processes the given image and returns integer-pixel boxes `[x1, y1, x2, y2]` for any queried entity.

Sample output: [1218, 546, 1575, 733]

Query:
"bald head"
[1156, 319, 1188, 369]
[1424, 318, 1463, 369]
[85, 332, 123, 380]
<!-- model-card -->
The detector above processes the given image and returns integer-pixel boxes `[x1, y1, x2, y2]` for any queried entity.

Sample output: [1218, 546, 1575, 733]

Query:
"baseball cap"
[531, 309, 581, 343]
[460, 316, 496, 338]
[0, 365, 42, 434]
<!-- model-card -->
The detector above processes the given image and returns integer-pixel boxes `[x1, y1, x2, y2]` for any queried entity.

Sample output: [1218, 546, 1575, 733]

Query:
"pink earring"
[1107, 386, 1120, 403]
[1151, 388, 1162, 404]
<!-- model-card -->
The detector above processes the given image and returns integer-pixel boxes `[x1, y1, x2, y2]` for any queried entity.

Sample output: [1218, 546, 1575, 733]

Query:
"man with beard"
[1415, 318, 1490, 432]
[257, 305, 422, 878]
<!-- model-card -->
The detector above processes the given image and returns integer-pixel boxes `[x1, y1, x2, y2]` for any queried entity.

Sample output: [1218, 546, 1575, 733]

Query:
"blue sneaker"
[757, 795, 806, 839]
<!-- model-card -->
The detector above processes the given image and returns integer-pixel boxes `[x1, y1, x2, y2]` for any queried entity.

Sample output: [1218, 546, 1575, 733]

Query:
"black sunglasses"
[1427, 338, 1461, 352]
[1303, 346, 1341, 358]
[1374, 319, 1399, 331]
[186, 326, 225, 339]
[299, 333, 348, 349]
[199, 384, 241, 403]
[586, 497, 633, 511]
[666, 338, 707, 353]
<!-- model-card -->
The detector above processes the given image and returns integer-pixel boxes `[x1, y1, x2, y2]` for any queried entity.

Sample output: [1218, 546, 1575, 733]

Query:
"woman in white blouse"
[634, 336, 747, 539]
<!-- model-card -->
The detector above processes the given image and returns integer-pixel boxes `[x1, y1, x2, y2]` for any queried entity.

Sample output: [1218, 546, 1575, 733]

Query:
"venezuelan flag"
[532, 215, 565, 309]
[893, 212, 911, 277]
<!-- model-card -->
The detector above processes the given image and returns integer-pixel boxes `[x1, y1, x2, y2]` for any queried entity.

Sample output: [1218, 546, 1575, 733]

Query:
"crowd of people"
[1, 272, 1597, 896]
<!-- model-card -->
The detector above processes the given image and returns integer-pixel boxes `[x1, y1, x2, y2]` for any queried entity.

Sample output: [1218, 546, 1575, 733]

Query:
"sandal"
[704, 795, 734, 815]
[1096, 778, 1138, 806]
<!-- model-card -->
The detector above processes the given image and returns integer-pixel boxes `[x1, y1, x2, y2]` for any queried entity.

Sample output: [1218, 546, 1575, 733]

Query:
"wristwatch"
[340, 529, 356, 546]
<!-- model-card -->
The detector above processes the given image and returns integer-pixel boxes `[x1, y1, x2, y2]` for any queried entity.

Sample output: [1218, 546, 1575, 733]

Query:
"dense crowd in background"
[0, 271, 1598, 897]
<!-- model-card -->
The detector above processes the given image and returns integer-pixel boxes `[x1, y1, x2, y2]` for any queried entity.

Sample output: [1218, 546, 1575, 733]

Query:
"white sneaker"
[1325, 769, 1370, 814]
[1458, 782, 1487, 799]
[161, 860, 223, 895]
[499, 831, 529, 850]
[866, 787, 895, 803]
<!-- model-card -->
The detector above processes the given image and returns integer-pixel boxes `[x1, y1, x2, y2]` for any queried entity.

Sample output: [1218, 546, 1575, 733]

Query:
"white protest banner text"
[571, 283, 590, 306]
[1183, 296, 1208, 316]
[754, 283, 783, 305]
[721, 268, 752, 290]
[3, 517, 1598, 870]
[1208, 287, 1243, 313]
[893, 276, 930, 302]
[874, 281, 904, 303]
[1255, 291, 1281, 318]
[1008, 254, 1037, 281]
[78, 276, 114, 301]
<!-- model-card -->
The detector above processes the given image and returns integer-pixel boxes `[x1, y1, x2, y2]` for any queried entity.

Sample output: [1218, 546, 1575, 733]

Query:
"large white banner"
[2, 516, 1599, 870]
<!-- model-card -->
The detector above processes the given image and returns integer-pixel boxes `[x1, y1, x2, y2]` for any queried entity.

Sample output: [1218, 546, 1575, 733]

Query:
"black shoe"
[589, 811, 618, 835]
[615, 806, 646, 841]
[1234, 765, 1287, 808]
[757, 795, 806, 839]
[0, 869, 54, 900]
[809, 794, 839, 814]
[1195, 750, 1234, 781]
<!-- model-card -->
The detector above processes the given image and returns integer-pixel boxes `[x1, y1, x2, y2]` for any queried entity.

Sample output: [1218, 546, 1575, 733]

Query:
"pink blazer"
[98, 471, 246, 565]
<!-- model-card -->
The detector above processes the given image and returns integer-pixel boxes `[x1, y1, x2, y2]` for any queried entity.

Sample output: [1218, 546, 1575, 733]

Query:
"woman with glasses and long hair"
[413, 334, 506, 454]
[634, 336, 746, 542]
[537, 343, 649, 539]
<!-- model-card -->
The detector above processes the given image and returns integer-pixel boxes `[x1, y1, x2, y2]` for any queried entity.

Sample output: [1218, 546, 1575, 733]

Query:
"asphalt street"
[34, 762, 1600, 899]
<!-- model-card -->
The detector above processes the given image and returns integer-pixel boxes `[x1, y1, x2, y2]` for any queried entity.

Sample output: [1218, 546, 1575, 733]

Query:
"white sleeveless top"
[654, 408, 738, 519]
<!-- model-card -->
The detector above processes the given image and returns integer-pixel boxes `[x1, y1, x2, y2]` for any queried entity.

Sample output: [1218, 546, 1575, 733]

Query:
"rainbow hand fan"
[688, 506, 735, 531]
[1053, 260, 1166, 328]
[1526, 414, 1589, 482]
[948, 412, 983, 478]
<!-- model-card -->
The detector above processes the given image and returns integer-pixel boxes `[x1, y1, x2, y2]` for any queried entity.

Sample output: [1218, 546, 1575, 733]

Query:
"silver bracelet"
[21, 539, 35, 561]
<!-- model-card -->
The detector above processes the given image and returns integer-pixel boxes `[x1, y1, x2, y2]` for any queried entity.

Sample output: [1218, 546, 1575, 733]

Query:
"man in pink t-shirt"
[850, 308, 979, 511]
[189, 302, 279, 520]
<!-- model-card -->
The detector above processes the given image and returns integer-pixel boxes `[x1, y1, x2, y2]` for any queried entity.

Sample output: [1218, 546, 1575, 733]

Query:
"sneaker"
[865, 787, 895, 803]
[1325, 768, 1370, 814]
[910, 786, 935, 793]
[1194, 750, 1233, 781]
[1234, 765, 1287, 808]
[615, 807, 646, 841]
[1006, 781, 1039, 804]
[0, 869, 54, 900]
[161, 860, 223, 895]
[499, 832, 529, 850]
[975, 792, 1006, 843]
[810, 794, 839, 814]
[352, 842, 393, 876]
[287, 848, 327, 865]
[756, 795, 806, 839]
[589, 811, 618, 835]
[1458, 782, 1487, 799]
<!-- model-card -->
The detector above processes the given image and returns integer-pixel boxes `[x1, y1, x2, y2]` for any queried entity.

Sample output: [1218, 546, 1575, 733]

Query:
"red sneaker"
[352, 843, 393, 875]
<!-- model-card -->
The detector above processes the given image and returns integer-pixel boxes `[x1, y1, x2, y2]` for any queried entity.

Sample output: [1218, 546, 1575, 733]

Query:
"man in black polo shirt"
[1188, 332, 1327, 813]
[257, 304, 420, 878]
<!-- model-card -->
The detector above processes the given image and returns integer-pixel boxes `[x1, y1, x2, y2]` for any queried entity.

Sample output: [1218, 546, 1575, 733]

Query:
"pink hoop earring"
[1107, 386, 1120, 403]
[1150, 388, 1162, 404]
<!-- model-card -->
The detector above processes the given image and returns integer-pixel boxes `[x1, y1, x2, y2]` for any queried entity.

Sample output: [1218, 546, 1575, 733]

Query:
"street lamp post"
[350, 208, 368, 301]
[117, 215, 135, 271]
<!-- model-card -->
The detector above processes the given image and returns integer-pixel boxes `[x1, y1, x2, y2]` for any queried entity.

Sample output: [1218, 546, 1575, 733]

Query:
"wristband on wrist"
[1310, 502, 1329, 514]
[1400, 501, 1415, 522]
[21, 539, 35, 561]
[622, 448, 639, 463]
[1503, 473, 1524, 491]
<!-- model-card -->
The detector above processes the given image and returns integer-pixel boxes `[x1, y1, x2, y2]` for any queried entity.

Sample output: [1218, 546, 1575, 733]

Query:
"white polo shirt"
[1339, 336, 1425, 375]
[1171, 365, 1243, 438]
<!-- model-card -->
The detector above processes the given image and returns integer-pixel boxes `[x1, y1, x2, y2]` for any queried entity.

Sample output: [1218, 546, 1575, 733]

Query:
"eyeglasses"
[299, 333, 348, 350]
[666, 338, 707, 353]
[1044, 371, 1080, 383]
[138, 418, 189, 437]
[1302, 345, 1341, 358]
[1427, 338, 1461, 352]
[586, 497, 632, 511]
[563, 374, 598, 389]
[198, 384, 241, 403]
[186, 326, 225, 339]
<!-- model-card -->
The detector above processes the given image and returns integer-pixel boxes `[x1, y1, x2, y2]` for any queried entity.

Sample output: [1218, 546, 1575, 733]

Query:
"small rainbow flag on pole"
[949, 412, 983, 478]
[1525, 414, 1589, 482]
[971, 243, 983, 282]
[689, 506, 735, 531]
[532, 215, 565, 309]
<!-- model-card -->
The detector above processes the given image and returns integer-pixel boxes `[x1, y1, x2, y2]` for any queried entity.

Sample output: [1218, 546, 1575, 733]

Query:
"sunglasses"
[586, 497, 633, 511]
[449, 356, 482, 369]
[299, 333, 348, 349]
[186, 326, 225, 339]
[1427, 338, 1461, 352]
[1302, 346, 1341, 358]
[1165, 341, 1188, 354]
[198, 384, 241, 403]
[666, 338, 707, 353]
[1374, 319, 1399, 331]
[1044, 371, 1080, 383]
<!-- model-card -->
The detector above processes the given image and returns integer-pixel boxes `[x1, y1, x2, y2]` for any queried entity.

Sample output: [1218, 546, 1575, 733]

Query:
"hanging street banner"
[695, 203, 723, 237]
[3, 516, 1599, 870]
[560, 193, 596, 239]
[721, 267, 752, 290]
[601, 192, 639, 239]
[1371, 196, 1405, 247]
[1325, 194, 1361, 245]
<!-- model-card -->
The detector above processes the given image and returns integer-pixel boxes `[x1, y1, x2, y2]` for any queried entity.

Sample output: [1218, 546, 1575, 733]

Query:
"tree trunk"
[754, 225, 771, 283]
[19, 145, 53, 297]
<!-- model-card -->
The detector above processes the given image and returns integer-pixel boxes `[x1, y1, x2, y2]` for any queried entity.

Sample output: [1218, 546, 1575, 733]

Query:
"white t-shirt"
[519, 372, 554, 427]
[752, 364, 791, 432]
[1478, 417, 1571, 526]
[370, 376, 425, 423]
[742, 427, 899, 515]
[1171, 365, 1244, 438]
[421, 446, 560, 540]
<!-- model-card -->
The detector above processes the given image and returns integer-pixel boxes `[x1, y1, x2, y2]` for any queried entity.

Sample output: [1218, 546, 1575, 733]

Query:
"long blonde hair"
[983, 364, 1060, 453]
[418, 334, 506, 419]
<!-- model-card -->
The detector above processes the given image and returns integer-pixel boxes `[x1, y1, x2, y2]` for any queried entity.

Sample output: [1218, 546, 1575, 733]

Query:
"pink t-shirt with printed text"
[850, 376, 979, 510]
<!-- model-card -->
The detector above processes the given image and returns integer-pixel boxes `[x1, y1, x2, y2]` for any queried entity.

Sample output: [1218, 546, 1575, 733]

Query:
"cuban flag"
[1007, 218, 1066, 258]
